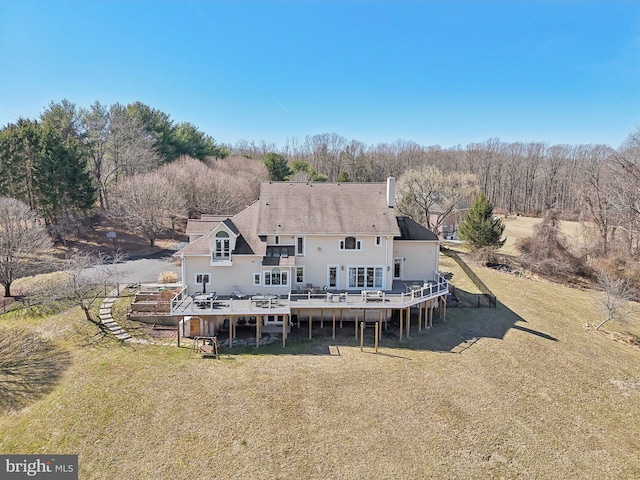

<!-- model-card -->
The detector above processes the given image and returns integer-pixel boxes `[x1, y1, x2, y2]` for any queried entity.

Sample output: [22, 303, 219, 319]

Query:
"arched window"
[213, 231, 230, 260]
[264, 267, 288, 286]
[339, 236, 362, 251]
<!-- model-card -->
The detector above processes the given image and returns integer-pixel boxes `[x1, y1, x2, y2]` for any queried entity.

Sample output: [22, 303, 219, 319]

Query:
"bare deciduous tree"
[0, 197, 52, 297]
[109, 172, 185, 246]
[162, 155, 268, 218]
[581, 145, 618, 256]
[396, 166, 478, 233]
[30, 253, 122, 332]
[595, 271, 635, 330]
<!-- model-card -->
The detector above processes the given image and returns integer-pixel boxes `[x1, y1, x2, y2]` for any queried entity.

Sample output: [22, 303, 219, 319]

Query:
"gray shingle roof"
[395, 216, 440, 241]
[176, 182, 437, 258]
[256, 182, 399, 235]
[229, 202, 265, 255]
[185, 218, 222, 236]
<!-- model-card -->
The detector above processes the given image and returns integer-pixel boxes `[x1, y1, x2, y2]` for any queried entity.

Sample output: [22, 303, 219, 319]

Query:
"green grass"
[1, 258, 640, 479]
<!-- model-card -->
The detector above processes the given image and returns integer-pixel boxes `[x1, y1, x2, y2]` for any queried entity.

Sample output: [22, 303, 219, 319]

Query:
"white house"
[171, 178, 449, 345]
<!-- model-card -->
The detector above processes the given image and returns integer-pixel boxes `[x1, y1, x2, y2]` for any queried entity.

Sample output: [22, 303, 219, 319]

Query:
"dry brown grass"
[500, 216, 586, 256]
[1, 261, 640, 479]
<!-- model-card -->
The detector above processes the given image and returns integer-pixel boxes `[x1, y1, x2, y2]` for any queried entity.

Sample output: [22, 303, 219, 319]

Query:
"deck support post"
[360, 322, 364, 352]
[443, 296, 447, 322]
[418, 303, 423, 332]
[257, 316, 262, 347]
[233, 316, 237, 340]
[320, 308, 324, 329]
[374, 321, 379, 353]
[429, 300, 434, 328]
[308, 311, 312, 339]
[332, 312, 336, 340]
[282, 315, 287, 348]
[406, 307, 410, 338]
[355, 310, 359, 339]
[399, 308, 403, 341]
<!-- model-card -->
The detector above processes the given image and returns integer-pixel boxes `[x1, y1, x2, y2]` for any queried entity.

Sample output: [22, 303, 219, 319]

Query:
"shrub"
[158, 271, 178, 284]
[517, 210, 592, 281]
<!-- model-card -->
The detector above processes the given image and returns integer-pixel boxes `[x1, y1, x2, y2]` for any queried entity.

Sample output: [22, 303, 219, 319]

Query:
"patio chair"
[231, 286, 246, 299]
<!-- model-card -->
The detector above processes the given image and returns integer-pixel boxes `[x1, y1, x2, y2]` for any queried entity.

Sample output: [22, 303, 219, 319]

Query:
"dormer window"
[339, 236, 362, 251]
[213, 231, 230, 260]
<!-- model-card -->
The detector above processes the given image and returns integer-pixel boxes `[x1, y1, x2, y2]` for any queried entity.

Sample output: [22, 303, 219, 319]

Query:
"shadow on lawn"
[209, 287, 557, 357]
[0, 327, 72, 411]
[407, 295, 558, 354]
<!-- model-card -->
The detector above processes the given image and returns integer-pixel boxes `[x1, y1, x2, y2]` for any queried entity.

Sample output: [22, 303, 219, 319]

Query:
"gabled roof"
[175, 231, 212, 255]
[178, 209, 256, 257]
[395, 216, 439, 241]
[177, 182, 439, 258]
[221, 218, 240, 237]
[185, 218, 221, 236]
[256, 182, 399, 236]
[228, 202, 265, 256]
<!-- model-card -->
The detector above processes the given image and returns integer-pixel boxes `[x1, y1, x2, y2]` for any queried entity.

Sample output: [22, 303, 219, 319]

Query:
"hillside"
[1, 246, 639, 479]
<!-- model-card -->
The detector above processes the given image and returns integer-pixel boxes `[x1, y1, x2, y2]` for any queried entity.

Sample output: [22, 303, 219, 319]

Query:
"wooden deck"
[172, 277, 450, 348]
[170, 280, 449, 317]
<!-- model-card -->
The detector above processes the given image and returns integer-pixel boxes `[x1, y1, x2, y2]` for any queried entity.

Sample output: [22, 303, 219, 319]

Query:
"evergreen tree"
[173, 122, 229, 160]
[0, 119, 41, 209]
[458, 193, 506, 249]
[262, 152, 291, 181]
[34, 125, 96, 229]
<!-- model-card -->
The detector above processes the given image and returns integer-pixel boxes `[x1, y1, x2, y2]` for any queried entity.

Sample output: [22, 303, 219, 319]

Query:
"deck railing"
[170, 286, 190, 312]
[171, 273, 449, 315]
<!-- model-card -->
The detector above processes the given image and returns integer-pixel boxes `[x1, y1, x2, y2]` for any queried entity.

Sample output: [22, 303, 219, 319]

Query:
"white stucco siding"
[182, 255, 273, 295]
[293, 235, 394, 290]
[181, 234, 406, 295]
[393, 241, 439, 281]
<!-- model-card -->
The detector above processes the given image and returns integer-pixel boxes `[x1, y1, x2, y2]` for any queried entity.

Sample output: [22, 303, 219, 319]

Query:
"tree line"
[242, 131, 640, 258]
[1, 99, 639, 261]
[0, 100, 229, 240]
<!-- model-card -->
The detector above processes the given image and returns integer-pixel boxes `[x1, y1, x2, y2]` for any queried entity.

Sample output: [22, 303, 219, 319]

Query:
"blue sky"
[1, 1, 639, 149]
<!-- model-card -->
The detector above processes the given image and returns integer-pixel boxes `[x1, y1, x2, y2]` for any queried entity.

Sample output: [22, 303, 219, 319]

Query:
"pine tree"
[34, 125, 96, 229]
[262, 153, 292, 181]
[458, 193, 506, 249]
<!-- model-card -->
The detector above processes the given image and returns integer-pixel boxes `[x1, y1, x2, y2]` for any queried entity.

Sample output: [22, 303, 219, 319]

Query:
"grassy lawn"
[2, 258, 640, 479]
